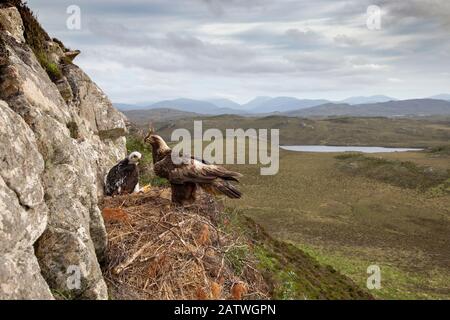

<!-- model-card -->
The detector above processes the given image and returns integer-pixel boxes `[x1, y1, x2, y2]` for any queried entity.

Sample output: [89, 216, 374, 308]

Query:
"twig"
[113, 221, 186, 274]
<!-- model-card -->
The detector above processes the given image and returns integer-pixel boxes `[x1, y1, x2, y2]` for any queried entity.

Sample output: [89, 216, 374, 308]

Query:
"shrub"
[336, 154, 449, 192]
[5, 1, 64, 81]
[428, 145, 450, 156]
[45, 61, 62, 81]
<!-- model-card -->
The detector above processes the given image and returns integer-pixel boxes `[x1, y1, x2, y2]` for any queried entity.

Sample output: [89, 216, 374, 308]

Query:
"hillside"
[246, 97, 329, 113]
[124, 108, 202, 123]
[429, 94, 450, 101]
[285, 99, 450, 117]
[223, 148, 450, 299]
[207, 98, 242, 110]
[149, 98, 244, 115]
[339, 95, 396, 105]
[114, 103, 151, 111]
[140, 116, 450, 148]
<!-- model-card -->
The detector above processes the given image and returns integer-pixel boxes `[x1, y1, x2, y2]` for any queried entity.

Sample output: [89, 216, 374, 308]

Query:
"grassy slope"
[224, 149, 450, 299]
[225, 212, 373, 299]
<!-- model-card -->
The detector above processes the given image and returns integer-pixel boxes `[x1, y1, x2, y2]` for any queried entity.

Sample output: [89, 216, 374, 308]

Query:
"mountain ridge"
[116, 94, 450, 115]
[284, 99, 450, 117]
[121, 98, 450, 120]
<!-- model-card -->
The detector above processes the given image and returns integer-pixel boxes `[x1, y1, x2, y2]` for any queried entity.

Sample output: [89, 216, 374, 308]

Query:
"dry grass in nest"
[100, 187, 269, 300]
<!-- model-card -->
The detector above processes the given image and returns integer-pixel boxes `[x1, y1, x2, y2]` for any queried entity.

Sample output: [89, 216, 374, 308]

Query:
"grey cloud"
[334, 34, 361, 47]
[381, 0, 450, 28]
[26, 0, 450, 102]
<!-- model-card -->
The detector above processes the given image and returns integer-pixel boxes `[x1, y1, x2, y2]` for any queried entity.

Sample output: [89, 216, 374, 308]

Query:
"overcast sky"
[27, 0, 450, 104]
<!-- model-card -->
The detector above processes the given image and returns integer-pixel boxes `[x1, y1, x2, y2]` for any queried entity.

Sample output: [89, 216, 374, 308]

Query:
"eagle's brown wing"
[168, 157, 242, 184]
[166, 157, 242, 199]
[153, 153, 242, 200]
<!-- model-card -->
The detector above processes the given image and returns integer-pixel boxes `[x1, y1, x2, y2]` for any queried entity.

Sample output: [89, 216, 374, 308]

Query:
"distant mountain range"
[125, 108, 201, 125]
[246, 97, 330, 113]
[116, 97, 333, 114]
[284, 99, 450, 117]
[206, 98, 242, 110]
[241, 96, 272, 110]
[429, 94, 450, 101]
[338, 95, 396, 105]
[116, 94, 450, 119]
[114, 102, 155, 111]
[148, 98, 244, 115]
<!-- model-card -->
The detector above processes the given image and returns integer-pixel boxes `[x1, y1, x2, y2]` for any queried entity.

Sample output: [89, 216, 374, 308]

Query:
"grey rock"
[0, 7, 126, 299]
[0, 101, 51, 299]
[0, 6, 25, 43]
[0, 246, 53, 300]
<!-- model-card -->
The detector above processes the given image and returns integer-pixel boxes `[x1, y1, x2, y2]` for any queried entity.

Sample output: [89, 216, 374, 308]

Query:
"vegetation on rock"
[1, 0, 64, 81]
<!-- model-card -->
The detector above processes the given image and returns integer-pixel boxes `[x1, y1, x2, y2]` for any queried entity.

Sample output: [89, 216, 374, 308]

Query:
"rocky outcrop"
[0, 100, 52, 299]
[0, 5, 25, 43]
[0, 4, 126, 299]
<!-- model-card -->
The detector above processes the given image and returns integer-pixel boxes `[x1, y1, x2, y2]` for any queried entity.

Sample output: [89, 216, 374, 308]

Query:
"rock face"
[0, 5, 126, 299]
[0, 6, 25, 43]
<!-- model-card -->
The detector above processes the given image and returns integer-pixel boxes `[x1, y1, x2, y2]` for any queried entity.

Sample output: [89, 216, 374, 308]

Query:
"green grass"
[43, 61, 62, 81]
[224, 245, 249, 275]
[253, 246, 303, 300]
[335, 153, 450, 194]
[297, 244, 450, 300]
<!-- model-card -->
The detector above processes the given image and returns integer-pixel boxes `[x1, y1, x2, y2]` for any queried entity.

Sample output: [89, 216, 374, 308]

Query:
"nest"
[101, 187, 269, 300]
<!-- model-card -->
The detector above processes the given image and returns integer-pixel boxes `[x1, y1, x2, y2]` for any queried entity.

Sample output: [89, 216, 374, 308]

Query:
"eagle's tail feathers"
[205, 181, 242, 199]
[204, 166, 242, 182]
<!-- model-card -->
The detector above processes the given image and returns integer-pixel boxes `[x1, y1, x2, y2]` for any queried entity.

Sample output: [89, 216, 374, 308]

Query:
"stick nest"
[101, 187, 269, 300]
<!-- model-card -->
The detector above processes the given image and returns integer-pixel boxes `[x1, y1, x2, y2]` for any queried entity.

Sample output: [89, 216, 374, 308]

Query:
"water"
[280, 145, 423, 153]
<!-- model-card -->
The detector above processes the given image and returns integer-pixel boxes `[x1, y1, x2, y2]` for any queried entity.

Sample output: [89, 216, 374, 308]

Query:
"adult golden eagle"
[144, 132, 242, 205]
[105, 151, 142, 196]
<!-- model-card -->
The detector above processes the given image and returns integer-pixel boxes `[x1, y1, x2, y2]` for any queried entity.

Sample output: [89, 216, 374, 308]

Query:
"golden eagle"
[144, 132, 242, 205]
[105, 151, 142, 196]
